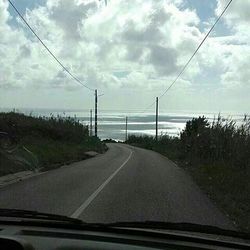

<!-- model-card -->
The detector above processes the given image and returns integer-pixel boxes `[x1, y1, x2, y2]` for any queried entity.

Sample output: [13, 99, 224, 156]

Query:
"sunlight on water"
[1, 108, 247, 141]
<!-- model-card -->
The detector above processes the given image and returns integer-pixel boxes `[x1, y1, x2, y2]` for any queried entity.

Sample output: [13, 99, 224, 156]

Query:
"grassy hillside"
[0, 112, 106, 175]
[127, 116, 250, 233]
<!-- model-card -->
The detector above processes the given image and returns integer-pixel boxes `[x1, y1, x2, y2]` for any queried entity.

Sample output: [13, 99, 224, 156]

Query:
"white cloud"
[0, 0, 250, 111]
[213, 0, 250, 89]
[1, 0, 203, 91]
[0, 0, 9, 25]
[216, 0, 250, 24]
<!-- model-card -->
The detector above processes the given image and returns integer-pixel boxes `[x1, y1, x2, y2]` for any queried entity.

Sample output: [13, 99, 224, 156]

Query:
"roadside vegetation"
[0, 112, 106, 176]
[126, 116, 250, 233]
[102, 139, 118, 143]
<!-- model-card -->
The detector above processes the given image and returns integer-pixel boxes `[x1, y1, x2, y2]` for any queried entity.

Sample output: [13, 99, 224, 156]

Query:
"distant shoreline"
[0, 108, 248, 141]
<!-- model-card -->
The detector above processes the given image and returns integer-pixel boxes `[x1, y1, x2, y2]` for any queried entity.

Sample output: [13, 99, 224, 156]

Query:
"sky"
[0, 0, 250, 113]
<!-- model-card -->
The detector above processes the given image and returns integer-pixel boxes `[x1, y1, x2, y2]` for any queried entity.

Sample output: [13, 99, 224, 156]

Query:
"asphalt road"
[0, 143, 233, 229]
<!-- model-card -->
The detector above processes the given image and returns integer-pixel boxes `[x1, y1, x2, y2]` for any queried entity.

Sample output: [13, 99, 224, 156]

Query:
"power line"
[159, 0, 233, 99]
[141, 0, 233, 113]
[140, 102, 155, 114]
[8, 0, 94, 92]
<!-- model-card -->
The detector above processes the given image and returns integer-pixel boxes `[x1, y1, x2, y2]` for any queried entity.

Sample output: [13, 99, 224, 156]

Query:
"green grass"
[126, 116, 250, 233]
[127, 135, 182, 165]
[21, 135, 106, 168]
[0, 112, 106, 175]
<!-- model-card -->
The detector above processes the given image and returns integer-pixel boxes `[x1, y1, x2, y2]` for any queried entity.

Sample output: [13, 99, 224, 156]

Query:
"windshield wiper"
[0, 209, 82, 224]
[102, 221, 250, 240]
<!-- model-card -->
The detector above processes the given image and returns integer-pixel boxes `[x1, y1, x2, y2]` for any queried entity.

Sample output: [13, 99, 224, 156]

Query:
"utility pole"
[95, 89, 98, 137]
[90, 109, 93, 136]
[125, 116, 128, 142]
[156, 97, 159, 141]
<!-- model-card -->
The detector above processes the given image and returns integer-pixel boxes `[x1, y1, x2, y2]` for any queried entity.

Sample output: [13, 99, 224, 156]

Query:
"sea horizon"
[1, 107, 248, 141]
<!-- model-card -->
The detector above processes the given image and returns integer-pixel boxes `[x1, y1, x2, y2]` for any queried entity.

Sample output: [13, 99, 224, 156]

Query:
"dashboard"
[0, 223, 249, 250]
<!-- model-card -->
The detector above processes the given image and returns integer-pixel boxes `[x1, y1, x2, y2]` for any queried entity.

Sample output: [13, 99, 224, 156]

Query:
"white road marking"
[71, 150, 133, 218]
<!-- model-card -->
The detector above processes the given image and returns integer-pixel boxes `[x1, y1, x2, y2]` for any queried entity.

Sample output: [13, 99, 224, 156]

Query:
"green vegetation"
[127, 116, 250, 233]
[102, 139, 118, 143]
[0, 112, 106, 176]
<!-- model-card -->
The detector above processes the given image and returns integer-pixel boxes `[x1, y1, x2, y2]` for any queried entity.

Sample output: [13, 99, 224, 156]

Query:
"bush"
[127, 115, 250, 232]
[126, 134, 180, 159]
[180, 116, 250, 169]
[0, 112, 89, 144]
[0, 112, 105, 175]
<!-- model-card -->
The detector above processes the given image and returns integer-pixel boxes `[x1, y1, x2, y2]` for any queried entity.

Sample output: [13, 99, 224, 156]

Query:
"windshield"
[0, 0, 249, 236]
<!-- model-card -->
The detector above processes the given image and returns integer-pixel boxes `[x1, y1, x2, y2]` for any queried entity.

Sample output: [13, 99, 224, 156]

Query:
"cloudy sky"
[0, 0, 249, 113]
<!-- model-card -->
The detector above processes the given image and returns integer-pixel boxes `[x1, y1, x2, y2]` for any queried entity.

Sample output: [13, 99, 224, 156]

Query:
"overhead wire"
[8, 0, 233, 110]
[8, 0, 94, 92]
[140, 0, 233, 113]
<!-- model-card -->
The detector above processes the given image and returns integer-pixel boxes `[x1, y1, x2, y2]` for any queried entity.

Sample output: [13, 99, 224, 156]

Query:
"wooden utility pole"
[156, 97, 159, 141]
[90, 109, 93, 136]
[125, 116, 128, 142]
[95, 89, 98, 137]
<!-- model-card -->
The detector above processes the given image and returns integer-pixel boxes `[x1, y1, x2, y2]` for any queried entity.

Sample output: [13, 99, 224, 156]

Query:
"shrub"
[0, 112, 89, 144]
[180, 116, 250, 169]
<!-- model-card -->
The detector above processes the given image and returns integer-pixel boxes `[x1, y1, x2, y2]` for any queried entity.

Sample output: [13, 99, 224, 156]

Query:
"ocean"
[1, 108, 247, 141]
